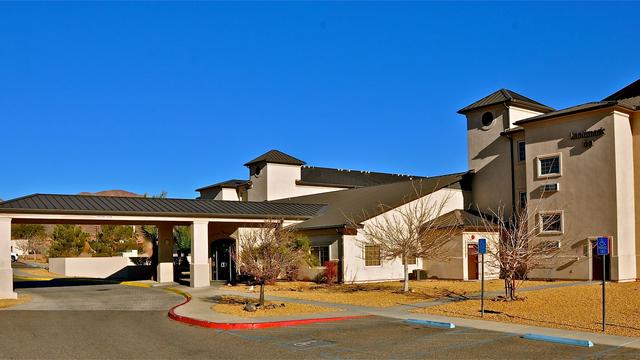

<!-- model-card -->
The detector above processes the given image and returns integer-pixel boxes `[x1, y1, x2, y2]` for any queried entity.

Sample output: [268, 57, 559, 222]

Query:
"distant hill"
[78, 190, 142, 197]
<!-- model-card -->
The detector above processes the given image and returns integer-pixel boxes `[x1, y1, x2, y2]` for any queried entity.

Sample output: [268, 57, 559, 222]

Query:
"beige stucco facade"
[463, 83, 640, 281]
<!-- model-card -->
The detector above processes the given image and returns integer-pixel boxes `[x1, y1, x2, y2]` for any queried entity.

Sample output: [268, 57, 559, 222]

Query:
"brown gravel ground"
[413, 281, 640, 337]
[211, 295, 342, 318]
[0, 294, 31, 309]
[242, 280, 562, 308]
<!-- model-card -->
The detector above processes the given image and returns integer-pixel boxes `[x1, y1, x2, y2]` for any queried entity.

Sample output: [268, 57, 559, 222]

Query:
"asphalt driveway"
[1, 283, 639, 359]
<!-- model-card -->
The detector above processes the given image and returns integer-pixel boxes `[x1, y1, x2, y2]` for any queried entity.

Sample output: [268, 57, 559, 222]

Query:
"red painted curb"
[167, 291, 369, 330]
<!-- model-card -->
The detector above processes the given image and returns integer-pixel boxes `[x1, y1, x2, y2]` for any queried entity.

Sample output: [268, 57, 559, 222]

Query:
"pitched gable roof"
[426, 209, 495, 230]
[276, 172, 470, 230]
[244, 150, 306, 167]
[299, 167, 423, 188]
[603, 79, 640, 101]
[458, 89, 554, 114]
[196, 179, 249, 192]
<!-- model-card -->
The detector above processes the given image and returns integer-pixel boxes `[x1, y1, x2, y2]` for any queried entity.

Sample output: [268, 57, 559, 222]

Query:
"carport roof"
[0, 194, 326, 220]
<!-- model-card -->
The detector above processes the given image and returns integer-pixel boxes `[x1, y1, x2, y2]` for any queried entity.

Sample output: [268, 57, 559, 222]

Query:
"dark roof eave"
[457, 100, 554, 115]
[514, 102, 635, 126]
[295, 180, 358, 189]
[0, 208, 316, 221]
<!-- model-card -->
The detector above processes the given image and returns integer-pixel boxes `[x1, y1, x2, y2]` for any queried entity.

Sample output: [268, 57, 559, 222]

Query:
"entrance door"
[592, 241, 610, 281]
[467, 244, 479, 280]
[211, 239, 236, 283]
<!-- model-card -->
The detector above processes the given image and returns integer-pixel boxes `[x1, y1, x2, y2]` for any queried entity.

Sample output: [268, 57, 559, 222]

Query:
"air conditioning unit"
[543, 183, 559, 192]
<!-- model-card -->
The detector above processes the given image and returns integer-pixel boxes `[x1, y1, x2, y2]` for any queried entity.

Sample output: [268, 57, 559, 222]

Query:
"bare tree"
[477, 205, 567, 300]
[236, 220, 311, 306]
[352, 182, 456, 292]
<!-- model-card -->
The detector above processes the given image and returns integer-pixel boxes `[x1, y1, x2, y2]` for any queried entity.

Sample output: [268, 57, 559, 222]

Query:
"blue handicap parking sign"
[478, 238, 487, 254]
[597, 237, 609, 256]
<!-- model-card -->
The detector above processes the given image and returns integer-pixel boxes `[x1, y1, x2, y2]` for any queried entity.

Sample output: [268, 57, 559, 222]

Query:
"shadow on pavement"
[14, 278, 123, 289]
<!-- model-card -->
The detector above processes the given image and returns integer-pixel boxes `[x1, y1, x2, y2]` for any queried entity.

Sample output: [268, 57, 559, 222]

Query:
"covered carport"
[0, 194, 325, 299]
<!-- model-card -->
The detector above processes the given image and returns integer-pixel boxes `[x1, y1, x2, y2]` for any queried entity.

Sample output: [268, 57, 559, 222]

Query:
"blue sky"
[1, 2, 638, 200]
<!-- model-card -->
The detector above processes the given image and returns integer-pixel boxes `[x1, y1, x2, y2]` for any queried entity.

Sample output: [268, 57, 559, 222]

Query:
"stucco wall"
[342, 187, 465, 283]
[523, 109, 636, 280]
[466, 105, 514, 218]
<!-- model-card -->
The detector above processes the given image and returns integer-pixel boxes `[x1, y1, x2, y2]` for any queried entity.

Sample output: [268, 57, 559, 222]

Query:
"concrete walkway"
[170, 281, 640, 349]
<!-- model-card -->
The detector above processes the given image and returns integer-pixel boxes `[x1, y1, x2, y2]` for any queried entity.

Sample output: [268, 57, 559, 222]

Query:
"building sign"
[570, 128, 605, 148]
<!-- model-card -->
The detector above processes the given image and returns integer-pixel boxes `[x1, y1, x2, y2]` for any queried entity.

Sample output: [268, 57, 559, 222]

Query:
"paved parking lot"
[2, 283, 640, 359]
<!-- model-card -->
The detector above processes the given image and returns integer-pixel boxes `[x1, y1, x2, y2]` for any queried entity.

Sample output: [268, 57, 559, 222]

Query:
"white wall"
[342, 187, 466, 283]
[49, 257, 134, 278]
[508, 106, 545, 128]
[214, 188, 240, 201]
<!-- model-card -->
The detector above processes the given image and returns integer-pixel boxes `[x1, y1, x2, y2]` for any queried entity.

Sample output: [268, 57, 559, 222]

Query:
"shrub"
[322, 260, 338, 285]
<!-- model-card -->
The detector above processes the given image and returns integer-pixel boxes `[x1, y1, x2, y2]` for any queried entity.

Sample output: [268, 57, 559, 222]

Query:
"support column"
[156, 223, 174, 283]
[190, 220, 209, 288]
[0, 217, 17, 299]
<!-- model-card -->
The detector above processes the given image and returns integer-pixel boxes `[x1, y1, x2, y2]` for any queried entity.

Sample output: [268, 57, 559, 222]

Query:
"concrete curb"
[522, 333, 594, 347]
[166, 288, 369, 330]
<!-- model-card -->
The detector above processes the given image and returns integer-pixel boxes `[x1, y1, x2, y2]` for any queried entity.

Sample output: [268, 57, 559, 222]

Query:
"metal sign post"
[478, 238, 487, 318]
[597, 236, 609, 332]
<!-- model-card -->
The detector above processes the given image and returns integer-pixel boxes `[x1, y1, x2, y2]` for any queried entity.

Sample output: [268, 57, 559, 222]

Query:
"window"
[311, 246, 329, 267]
[540, 212, 563, 234]
[481, 112, 494, 127]
[364, 245, 381, 266]
[537, 154, 561, 177]
[517, 141, 526, 162]
[402, 255, 417, 265]
[519, 191, 527, 209]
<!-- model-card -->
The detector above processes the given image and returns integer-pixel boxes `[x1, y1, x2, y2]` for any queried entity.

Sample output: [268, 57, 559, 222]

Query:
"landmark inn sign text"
[570, 127, 605, 148]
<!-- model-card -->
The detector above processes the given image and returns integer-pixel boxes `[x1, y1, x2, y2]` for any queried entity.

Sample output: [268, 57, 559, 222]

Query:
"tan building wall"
[523, 109, 636, 281]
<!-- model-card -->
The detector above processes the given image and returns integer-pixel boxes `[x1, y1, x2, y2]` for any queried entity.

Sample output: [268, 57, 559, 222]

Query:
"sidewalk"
[168, 282, 640, 348]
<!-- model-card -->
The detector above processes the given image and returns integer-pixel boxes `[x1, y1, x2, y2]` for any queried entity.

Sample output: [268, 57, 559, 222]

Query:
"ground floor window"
[311, 246, 329, 266]
[364, 245, 381, 266]
[402, 255, 417, 265]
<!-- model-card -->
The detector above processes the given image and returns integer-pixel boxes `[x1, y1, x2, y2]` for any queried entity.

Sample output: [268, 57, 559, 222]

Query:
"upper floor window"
[519, 191, 527, 209]
[481, 112, 494, 128]
[402, 255, 417, 265]
[540, 211, 563, 234]
[517, 141, 526, 162]
[537, 154, 561, 178]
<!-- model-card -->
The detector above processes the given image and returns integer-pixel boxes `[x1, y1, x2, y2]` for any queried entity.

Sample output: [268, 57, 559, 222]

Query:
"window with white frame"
[364, 245, 381, 266]
[311, 246, 329, 267]
[540, 212, 563, 234]
[537, 154, 561, 177]
[517, 141, 526, 162]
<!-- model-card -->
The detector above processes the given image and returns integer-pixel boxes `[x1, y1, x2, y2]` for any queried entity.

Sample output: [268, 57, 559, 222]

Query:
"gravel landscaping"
[210, 295, 342, 317]
[413, 281, 640, 337]
[244, 280, 561, 308]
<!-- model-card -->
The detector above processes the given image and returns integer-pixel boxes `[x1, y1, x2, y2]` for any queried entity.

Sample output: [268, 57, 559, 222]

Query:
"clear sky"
[1, 2, 638, 200]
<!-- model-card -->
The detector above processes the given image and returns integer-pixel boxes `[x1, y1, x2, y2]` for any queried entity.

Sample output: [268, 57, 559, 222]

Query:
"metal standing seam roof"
[457, 89, 554, 114]
[0, 194, 327, 219]
[243, 150, 306, 167]
[512, 101, 636, 126]
[424, 209, 496, 230]
[299, 166, 424, 188]
[195, 180, 250, 192]
[277, 171, 471, 231]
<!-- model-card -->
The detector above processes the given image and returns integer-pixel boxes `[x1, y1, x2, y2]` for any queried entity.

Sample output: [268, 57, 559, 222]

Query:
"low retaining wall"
[49, 257, 153, 280]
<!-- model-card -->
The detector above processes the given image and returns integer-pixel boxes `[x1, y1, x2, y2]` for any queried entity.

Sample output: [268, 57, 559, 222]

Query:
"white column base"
[190, 263, 210, 288]
[156, 262, 174, 283]
[0, 268, 17, 299]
